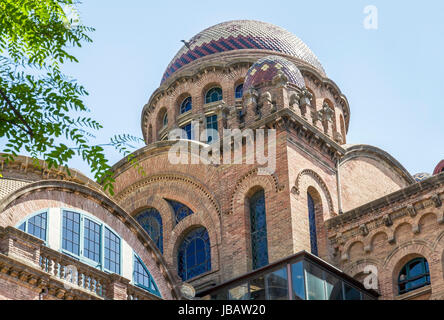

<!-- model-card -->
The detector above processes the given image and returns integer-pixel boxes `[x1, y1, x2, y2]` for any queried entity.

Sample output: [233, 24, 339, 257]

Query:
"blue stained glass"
[250, 190, 269, 270]
[205, 87, 223, 104]
[307, 193, 318, 256]
[104, 227, 120, 274]
[180, 96, 192, 114]
[135, 208, 163, 254]
[235, 83, 243, 99]
[165, 199, 194, 225]
[178, 227, 211, 281]
[62, 211, 80, 256]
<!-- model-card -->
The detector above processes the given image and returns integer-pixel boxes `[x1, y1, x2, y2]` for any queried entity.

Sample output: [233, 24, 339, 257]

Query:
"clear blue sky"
[61, 0, 443, 177]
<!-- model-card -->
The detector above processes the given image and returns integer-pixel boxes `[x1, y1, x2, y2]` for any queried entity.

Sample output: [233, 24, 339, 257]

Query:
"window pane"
[165, 199, 194, 225]
[235, 84, 243, 99]
[228, 283, 249, 300]
[206, 115, 218, 143]
[135, 208, 163, 253]
[307, 193, 318, 256]
[325, 272, 343, 300]
[62, 211, 80, 255]
[27, 212, 47, 241]
[344, 283, 361, 300]
[305, 262, 325, 300]
[180, 96, 192, 114]
[250, 190, 269, 270]
[83, 218, 101, 263]
[266, 268, 288, 300]
[104, 227, 120, 274]
[291, 261, 305, 299]
[250, 275, 266, 300]
[18, 222, 26, 232]
[177, 227, 211, 281]
[205, 87, 222, 104]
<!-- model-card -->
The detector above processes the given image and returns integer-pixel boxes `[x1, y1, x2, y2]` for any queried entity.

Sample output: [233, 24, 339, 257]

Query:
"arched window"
[249, 189, 269, 270]
[165, 199, 194, 225]
[398, 257, 430, 295]
[133, 255, 161, 297]
[162, 112, 168, 127]
[235, 84, 243, 99]
[17, 211, 48, 242]
[180, 96, 192, 114]
[307, 192, 318, 256]
[177, 227, 211, 281]
[135, 208, 163, 254]
[205, 87, 223, 104]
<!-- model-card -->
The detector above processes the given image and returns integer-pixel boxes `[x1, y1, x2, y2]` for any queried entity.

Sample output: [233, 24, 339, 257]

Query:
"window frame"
[60, 209, 122, 275]
[134, 208, 163, 254]
[235, 83, 244, 99]
[16, 209, 49, 244]
[249, 189, 269, 270]
[177, 227, 211, 281]
[133, 253, 162, 297]
[205, 87, 223, 104]
[205, 114, 218, 143]
[398, 257, 430, 295]
[180, 96, 192, 114]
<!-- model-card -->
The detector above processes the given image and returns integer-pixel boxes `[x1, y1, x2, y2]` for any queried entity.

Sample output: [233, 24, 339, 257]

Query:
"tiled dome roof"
[243, 55, 305, 91]
[413, 172, 431, 182]
[433, 160, 444, 175]
[161, 20, 325, 84]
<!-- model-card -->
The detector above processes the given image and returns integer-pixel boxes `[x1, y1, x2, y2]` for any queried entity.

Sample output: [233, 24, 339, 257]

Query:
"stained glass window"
[62, 210, 81, 256]
[17, 212, 47, 241]
[235, 84, 243, 99]
[165, 199, 194, 225]
[250, 189, 269, 270]
[135, 208, 163, 254]
[104, 227, 121, 274]
[133, 255, 161, 297]
[307, 193, 318, 256]
[163, 112, 168, 127]
[180, 96, 192, 114]
[206, 114, 218, 143]
[205, 87, 223, 104]
[178, 227, 211, 281]
[398, 257, 430, 295]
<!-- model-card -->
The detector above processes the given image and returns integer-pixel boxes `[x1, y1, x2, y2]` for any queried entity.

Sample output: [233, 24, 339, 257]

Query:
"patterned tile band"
[243, 55, 306, 91]
[161, 20, 325, 84]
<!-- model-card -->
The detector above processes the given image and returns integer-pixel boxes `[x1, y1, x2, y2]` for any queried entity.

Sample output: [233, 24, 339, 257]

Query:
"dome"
[161, 20, 325, 84]
[413, 172, 431, 182]
[243, 55, 305, 91]
[433, 160, 444, 175]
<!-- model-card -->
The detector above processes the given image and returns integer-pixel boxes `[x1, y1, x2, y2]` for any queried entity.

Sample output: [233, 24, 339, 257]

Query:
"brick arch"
[292, 168, 336, 218]
[115, 173, 222, 223]
[0, 180, 181, 299]
[229, 167, 281, 215]
[381, 240, 437, 299]
[344, 258, 381, 277]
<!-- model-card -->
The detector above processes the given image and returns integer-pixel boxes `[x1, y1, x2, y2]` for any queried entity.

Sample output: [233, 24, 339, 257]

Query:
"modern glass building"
[198, 251, 378, 300]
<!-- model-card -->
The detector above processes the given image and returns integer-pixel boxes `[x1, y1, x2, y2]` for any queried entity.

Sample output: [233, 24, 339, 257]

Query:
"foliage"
[0, 0, 143, 193]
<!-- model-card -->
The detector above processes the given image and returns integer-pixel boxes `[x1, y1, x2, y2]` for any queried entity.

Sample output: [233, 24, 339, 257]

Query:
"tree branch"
[0, 87, 35, 138]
